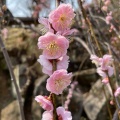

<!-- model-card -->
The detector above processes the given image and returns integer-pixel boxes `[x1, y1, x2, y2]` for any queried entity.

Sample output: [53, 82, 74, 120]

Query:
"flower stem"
[51, 60, 57, 120]
[51, 1, 60, 120]
[102, 86, 112, 120]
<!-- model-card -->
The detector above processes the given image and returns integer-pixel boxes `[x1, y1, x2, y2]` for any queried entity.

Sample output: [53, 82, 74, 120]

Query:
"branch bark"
[0, 36, 25, 120]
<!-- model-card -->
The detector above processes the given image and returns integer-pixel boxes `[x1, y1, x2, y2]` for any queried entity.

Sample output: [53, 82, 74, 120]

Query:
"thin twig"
[73, 37, 92, 55]
[77, 0, 103, 57]
[0, 36, 25, 120]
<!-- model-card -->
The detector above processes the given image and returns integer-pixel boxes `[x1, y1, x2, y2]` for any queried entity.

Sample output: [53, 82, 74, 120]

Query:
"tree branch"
[0, 36, 25, 120]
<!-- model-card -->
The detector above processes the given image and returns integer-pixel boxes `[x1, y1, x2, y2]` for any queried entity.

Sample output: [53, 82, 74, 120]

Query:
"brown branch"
[0, 36, 25, 120]
[77, 0, 103, 57]
[51, 60, 57, 120]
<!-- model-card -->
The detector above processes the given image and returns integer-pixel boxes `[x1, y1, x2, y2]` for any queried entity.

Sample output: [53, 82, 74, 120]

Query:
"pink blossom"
[1, 28, 8, 39]
[37, 55, 52, 76]
[35, 95, 53, 111]
[105, 12, 112, 25]
[42, 111, 53, 120]
[57, 107, 72, 120]
[46, 69, 72, 95]
[38, 32, 69, 59]
[101, 55, 113, 70]
[41, 107, 72, 120]
[97, 68, 109, 84]
[114, 87, 120, 97]
[102, 6, 108, 11]
[104, 0, 110, 6]
[38, 18, 54, 33]
[64, 81, 78, 110]
[102, 77, 109, 84]
[110, 100, 114, 105]
[97, 66, 113, 77]
[38, 55, 69, 76]
[107, 66, 114, 77]
[110, 24, 116, 31]
[49, 4, 75, 31]
[57, 55, 69, 70]
[97, 67, 107, 77]
[90, 54, 102, 67]
[56, 28, 78, 36]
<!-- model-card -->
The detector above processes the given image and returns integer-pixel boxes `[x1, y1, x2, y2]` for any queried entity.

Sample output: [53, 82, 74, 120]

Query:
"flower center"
[59, 14, 66, 22]
[46, 41, 58, 55]
[55, 79, 64, 90]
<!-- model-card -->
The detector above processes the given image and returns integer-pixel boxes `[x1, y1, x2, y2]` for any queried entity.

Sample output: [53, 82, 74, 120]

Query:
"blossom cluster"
[35, 3, 75, 120]
[101, 0, 116, 32]
[102, 0, 111, 12]
[90, 54, 120, 100]
[90, 54, 114, 84]
[64, 81, 78, 110]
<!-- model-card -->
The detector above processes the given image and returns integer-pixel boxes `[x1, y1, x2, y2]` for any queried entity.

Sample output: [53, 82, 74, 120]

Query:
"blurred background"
[0, 0, 120, 120]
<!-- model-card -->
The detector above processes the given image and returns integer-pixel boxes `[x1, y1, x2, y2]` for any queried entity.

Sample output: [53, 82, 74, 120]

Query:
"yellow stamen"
[55, 79, 64, 91]
[46, 41, 58, 55]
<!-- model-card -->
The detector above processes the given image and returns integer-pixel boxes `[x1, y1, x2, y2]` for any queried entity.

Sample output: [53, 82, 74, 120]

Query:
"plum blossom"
[90, 54, 102, 67]
[37, 55, 53, 76]
[56, 28, 77, 36]
[38, 32, 69, 59]
[57, 107, 72, 120]
[42, 111, 53, 120]
[46, 69, 72, 95]
[101, 54, 113, 70]
[38, 18, 54, 33]
[97, 67, 107, 77]
[114, 87, 120, 97]
[104, 0, 111, 6]
[49, 4, 75, 31]
[91, 54, 114, 84]
[97, 66, 113, 84]
[90, 54, 113, 71]
[96, 68, 109, 84]
[42, 107, 72, 120]
[102, 77, 109, 84]
[38, 55, 69, 76]
[97, 66, 113, 77]
[1, 28, 8, 39]
[64, 81, 78, 110]
[102, 6, 108, 11]
[105, 12, 112, 25]
[57, 55, 69, 70]
[35, 95, 53, 111]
